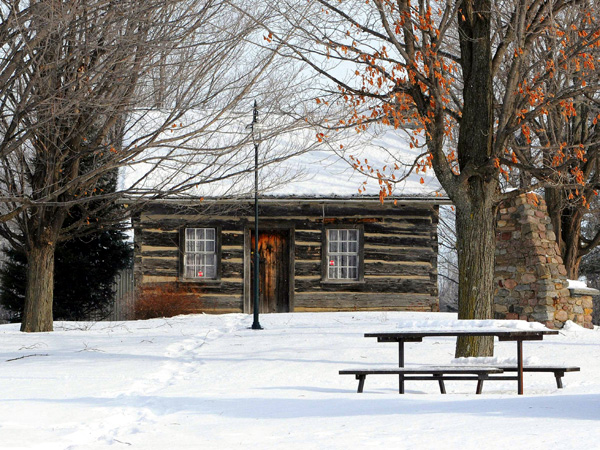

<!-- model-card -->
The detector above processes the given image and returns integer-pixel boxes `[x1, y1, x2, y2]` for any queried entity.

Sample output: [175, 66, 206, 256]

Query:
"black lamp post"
[249, 100, 263, 330]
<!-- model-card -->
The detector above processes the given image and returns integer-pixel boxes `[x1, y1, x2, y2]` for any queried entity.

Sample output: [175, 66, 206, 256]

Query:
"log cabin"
[132, 195, 447, 314]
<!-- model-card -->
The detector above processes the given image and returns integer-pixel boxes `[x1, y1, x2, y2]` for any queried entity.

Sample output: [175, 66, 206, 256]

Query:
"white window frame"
[326, 228, 361, 281]
[183, 227, 218, 279]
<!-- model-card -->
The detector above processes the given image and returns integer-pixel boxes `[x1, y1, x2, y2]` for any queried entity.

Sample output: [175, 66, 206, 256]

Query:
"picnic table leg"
[434, 374, 446, 394]
[356, 374, 366, 393]
[517, 339, 524, 395]
[476, 376, 485, 395]
[555, 371, 565, 389]
[398, 339, 405, 394]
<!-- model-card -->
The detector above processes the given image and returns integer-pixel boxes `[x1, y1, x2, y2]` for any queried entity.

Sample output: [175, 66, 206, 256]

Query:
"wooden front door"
[250, 230, 290, 313]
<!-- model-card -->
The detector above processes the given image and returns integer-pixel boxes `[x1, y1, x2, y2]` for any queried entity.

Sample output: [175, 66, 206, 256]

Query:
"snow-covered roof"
[122, 110, 445, 201]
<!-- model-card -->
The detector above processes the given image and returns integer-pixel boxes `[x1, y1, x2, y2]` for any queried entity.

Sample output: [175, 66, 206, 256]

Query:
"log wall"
[133, 200, 440, 315]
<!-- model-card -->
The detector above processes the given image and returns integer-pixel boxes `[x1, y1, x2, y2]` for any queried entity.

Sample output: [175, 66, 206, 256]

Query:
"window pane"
[327, 228, 360, 280]
[206, 265, 216, 278]
[185, 255, 195, 277]
[184, 227, 218, 279]
[206, 240, 215, 252]
[185, 229, 195, 252]
[206, 253, 215, 267]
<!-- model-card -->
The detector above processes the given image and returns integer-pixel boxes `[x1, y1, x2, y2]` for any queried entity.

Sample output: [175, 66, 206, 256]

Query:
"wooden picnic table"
[364, 328, 559, 395]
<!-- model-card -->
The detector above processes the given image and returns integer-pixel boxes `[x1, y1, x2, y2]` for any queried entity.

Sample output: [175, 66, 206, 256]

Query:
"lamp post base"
[250, 322, 263, 330]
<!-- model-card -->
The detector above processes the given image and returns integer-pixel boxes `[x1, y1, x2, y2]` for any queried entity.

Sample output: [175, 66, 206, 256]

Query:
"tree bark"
[454, 194, 496, 357]
[562, 208, 583, 279]
[21, 243, 55, 332]
[545, 187, 583, 279]
[452, 0, 496, 357]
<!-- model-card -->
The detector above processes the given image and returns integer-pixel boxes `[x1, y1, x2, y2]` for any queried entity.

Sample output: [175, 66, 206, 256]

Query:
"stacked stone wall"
[494, 193, 594, 329]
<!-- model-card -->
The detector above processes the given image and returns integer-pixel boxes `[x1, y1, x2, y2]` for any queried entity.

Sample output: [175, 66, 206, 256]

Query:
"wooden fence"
[101, 268, 135, 321]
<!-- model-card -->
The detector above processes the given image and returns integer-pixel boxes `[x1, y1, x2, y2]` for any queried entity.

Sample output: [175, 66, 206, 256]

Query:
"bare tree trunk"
[453, 0, 496, 357]
[546, 187, 584, 279]
[562, 209, 583, 279]
[454, 197, 496, 357]
[21, 243, 55, 332]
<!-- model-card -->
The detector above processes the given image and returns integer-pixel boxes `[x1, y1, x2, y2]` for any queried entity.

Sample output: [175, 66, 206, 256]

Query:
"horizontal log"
[199, 296, 244, 312]
[294, 306, 434, 312]
[364, 247, 435, 263]
[364, 262, 432, 277]
[136, 286, 243, 313]
[141, 265, 177, 277]
[139, 218, 248, 231]
[293, 292, 437, 309]
[222, 248, 243, 259]
[294, 230, 323, 242]
[295, 278, 435, 294]
[142, 258, 177, 270]
[366, 216, 434, 227]
[179, 280, 243, 294]
[295, 261, 321, 276]
[141, 248, 179, 258]
[142, 202, 437, 218]
[222, 261, 243, 278]
[364, 223, 433, 236]
[141, 275, 178, 283]
[140, 278, 243, 294]
[295, 245, 436, 263]
[364, 234, 433, 247]
[294, 261, 433, 278]
[295, 244, 322, 260]
[142, 230, 179, 247]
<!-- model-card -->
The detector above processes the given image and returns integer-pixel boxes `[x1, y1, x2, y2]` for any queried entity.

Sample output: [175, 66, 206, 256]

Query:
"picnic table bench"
[339, 364, 580, 394]
[339, 366, 503, 394]
[492, 365, 580, 389]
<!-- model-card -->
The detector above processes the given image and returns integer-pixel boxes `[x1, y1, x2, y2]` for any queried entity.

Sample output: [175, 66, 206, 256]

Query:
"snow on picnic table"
[0, 311, 598, 450]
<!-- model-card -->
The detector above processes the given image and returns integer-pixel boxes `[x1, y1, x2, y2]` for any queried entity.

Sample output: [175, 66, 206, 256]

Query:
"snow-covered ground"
[0, 311, 598, 450]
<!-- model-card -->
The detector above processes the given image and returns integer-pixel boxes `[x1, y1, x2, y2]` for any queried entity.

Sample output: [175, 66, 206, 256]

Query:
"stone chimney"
[494, 193, 595, 329]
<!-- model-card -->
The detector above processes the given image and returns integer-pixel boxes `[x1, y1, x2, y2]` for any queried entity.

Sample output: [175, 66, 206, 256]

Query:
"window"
[184, 228, 217, 279]
[326, 228, 360, 280]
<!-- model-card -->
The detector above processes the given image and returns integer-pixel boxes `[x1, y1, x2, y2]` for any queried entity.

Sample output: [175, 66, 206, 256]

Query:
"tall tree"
[500, 4, 600, 280]
[0, 0, 314, 332]
[267, 0, 600, 356]
[0, 166, 131, 321]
